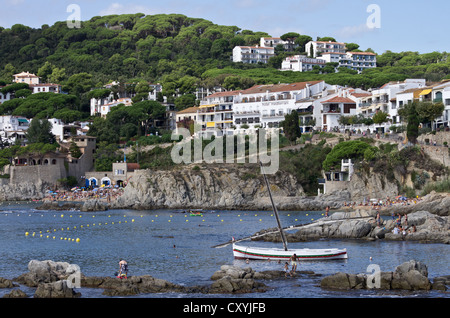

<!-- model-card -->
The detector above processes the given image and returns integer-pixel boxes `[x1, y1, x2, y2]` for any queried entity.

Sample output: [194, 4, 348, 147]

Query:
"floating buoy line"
[8, 210, 323, 244]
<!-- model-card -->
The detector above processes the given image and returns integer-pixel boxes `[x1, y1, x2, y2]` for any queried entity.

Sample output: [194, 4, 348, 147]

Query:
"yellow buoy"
[25, 232, 29, 236]
[76, 238, 80, 243]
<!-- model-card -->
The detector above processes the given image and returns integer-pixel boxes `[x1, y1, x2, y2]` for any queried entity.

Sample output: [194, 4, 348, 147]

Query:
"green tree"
[25, 119, 56, 144]
[322, 140, 371, 171]
[69, 141, 82, 158]
[373, 111, 389, 124]
[405, 102, 420, 144]
[295, 35, 313, 53]
[281, 111, 301, 145]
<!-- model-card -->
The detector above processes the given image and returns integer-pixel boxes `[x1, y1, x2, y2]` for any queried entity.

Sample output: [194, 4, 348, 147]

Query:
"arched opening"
[101, 177, 111, 186]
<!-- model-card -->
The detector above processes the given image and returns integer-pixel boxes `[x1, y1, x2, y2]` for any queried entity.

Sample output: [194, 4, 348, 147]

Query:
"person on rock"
[118, 259, 128, 279]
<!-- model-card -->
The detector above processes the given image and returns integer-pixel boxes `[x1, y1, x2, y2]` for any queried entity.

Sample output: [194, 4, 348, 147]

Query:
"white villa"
[305, 41, 347, 58]
[13, 71, 40, 85]
[317, 52, 377, 73]
[281, 55, 326, 72]
[360, 79, 426, 124]
[0, 115, 30, 145]
[260, 37, 298, 51]
[29, 83, 62, 94]
[232, 81, 329, 129]
[232, 46, 275, 64]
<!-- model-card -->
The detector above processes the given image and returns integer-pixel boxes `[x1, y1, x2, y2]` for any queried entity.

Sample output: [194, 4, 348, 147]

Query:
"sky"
[1, 0, 449, 54]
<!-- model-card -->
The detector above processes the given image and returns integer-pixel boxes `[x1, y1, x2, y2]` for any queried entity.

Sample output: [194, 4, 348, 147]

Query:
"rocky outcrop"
[320, 260, 444, 291]
[34, 280, 81, 298]
[388, 191, 450, 216]
[0, 181, 47, 201]
[255, 210, 449, 244]
[36, 201, 83, 211]
[2, 289, 27, 298]
[14, 260, 80, 287]
[80, 199, 108, 212]
[111, 165, 305, 210]
[0, 277, 18, 288]
[12, 260, 290, 297]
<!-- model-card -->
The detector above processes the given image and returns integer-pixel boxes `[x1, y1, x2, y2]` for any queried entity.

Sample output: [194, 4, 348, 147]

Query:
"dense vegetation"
[1, 13, 449, 184]
[1, 13, 449, 102]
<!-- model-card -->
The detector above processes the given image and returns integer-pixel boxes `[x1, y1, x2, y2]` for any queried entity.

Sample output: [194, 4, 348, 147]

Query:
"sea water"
[0, 201, 448, 299]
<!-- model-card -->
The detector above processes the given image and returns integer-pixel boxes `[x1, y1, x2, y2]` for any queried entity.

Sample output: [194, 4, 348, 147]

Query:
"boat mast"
[259, 161, 288, 251]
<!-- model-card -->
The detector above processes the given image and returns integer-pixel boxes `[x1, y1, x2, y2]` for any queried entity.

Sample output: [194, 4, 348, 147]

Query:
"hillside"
[1, 13, 449, 96]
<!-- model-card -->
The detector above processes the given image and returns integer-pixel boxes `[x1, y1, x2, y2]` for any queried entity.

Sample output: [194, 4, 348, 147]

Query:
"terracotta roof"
[351, 93, 372, 98]
[322, 96, 356, 104]
[314, 41, 346, 45]
[176, 106, 199, 114]
[206, 90, 242, 98]
[320, 52, 347, 55]
[126, 163, 140, 171]
[348, 51, 377, 56]
[236, 46, 275, 50]
[241, 81, 323, 95]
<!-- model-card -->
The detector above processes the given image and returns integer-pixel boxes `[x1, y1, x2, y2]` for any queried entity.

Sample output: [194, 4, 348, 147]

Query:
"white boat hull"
[233, 244, 348, 261]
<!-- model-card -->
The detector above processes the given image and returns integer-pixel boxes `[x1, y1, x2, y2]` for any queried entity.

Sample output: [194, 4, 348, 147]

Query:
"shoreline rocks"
[320, 260, 447, 292]
[255, 210, 449, 244]
[2, 260, 448, 297]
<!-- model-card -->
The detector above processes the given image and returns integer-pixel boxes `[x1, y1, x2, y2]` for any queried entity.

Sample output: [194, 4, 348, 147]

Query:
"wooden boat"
[232, 161, 348, 261]
[233, 243, 347, 260]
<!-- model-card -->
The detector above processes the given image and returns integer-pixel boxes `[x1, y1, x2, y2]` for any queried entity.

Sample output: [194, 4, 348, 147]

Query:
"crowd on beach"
[341, 195, 426, 239]
[43, 186, 125, 203]
[343, 195, 423, 210]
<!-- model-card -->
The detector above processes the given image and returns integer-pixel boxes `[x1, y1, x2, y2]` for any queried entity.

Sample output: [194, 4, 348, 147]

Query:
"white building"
[232, 81, 328, 129]
[305, 41, 346, 58]
[232, 46, 275, 64]
[281, 55, 326, 72]
[319, 96, 357, 131]
[360, 79, 426, 124]
[0, 116, 30, 145]
[0, 90, 12, 104]
[13, 71, 40, 85]
[0, 115, 30, 132]
[197, 91, 240, 137]
[317, 52, 377, 73]
[47, 118, 81, 142]
[29, 83, 62, 94]
[260, 37, 297, 51]
[432, 80, 450, 127]
[91, 98, 133, 117]
[394, 80, 450, 128]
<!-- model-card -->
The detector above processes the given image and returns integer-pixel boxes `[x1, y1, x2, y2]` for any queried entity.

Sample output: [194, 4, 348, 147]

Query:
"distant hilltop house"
[260, 37, 298, 51]
[281, 55, 327, 72]
[13, 71, 40, 85]
[89, 82, 162, 117]
[11, 71, 62, 93]
[305, 40, 347, 58]
[232, 46, 275, 64]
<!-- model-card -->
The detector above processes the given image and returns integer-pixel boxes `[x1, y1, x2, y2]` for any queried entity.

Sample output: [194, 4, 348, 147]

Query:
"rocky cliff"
[0, 181, 47, 201]
[111, 164, 307, 211]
